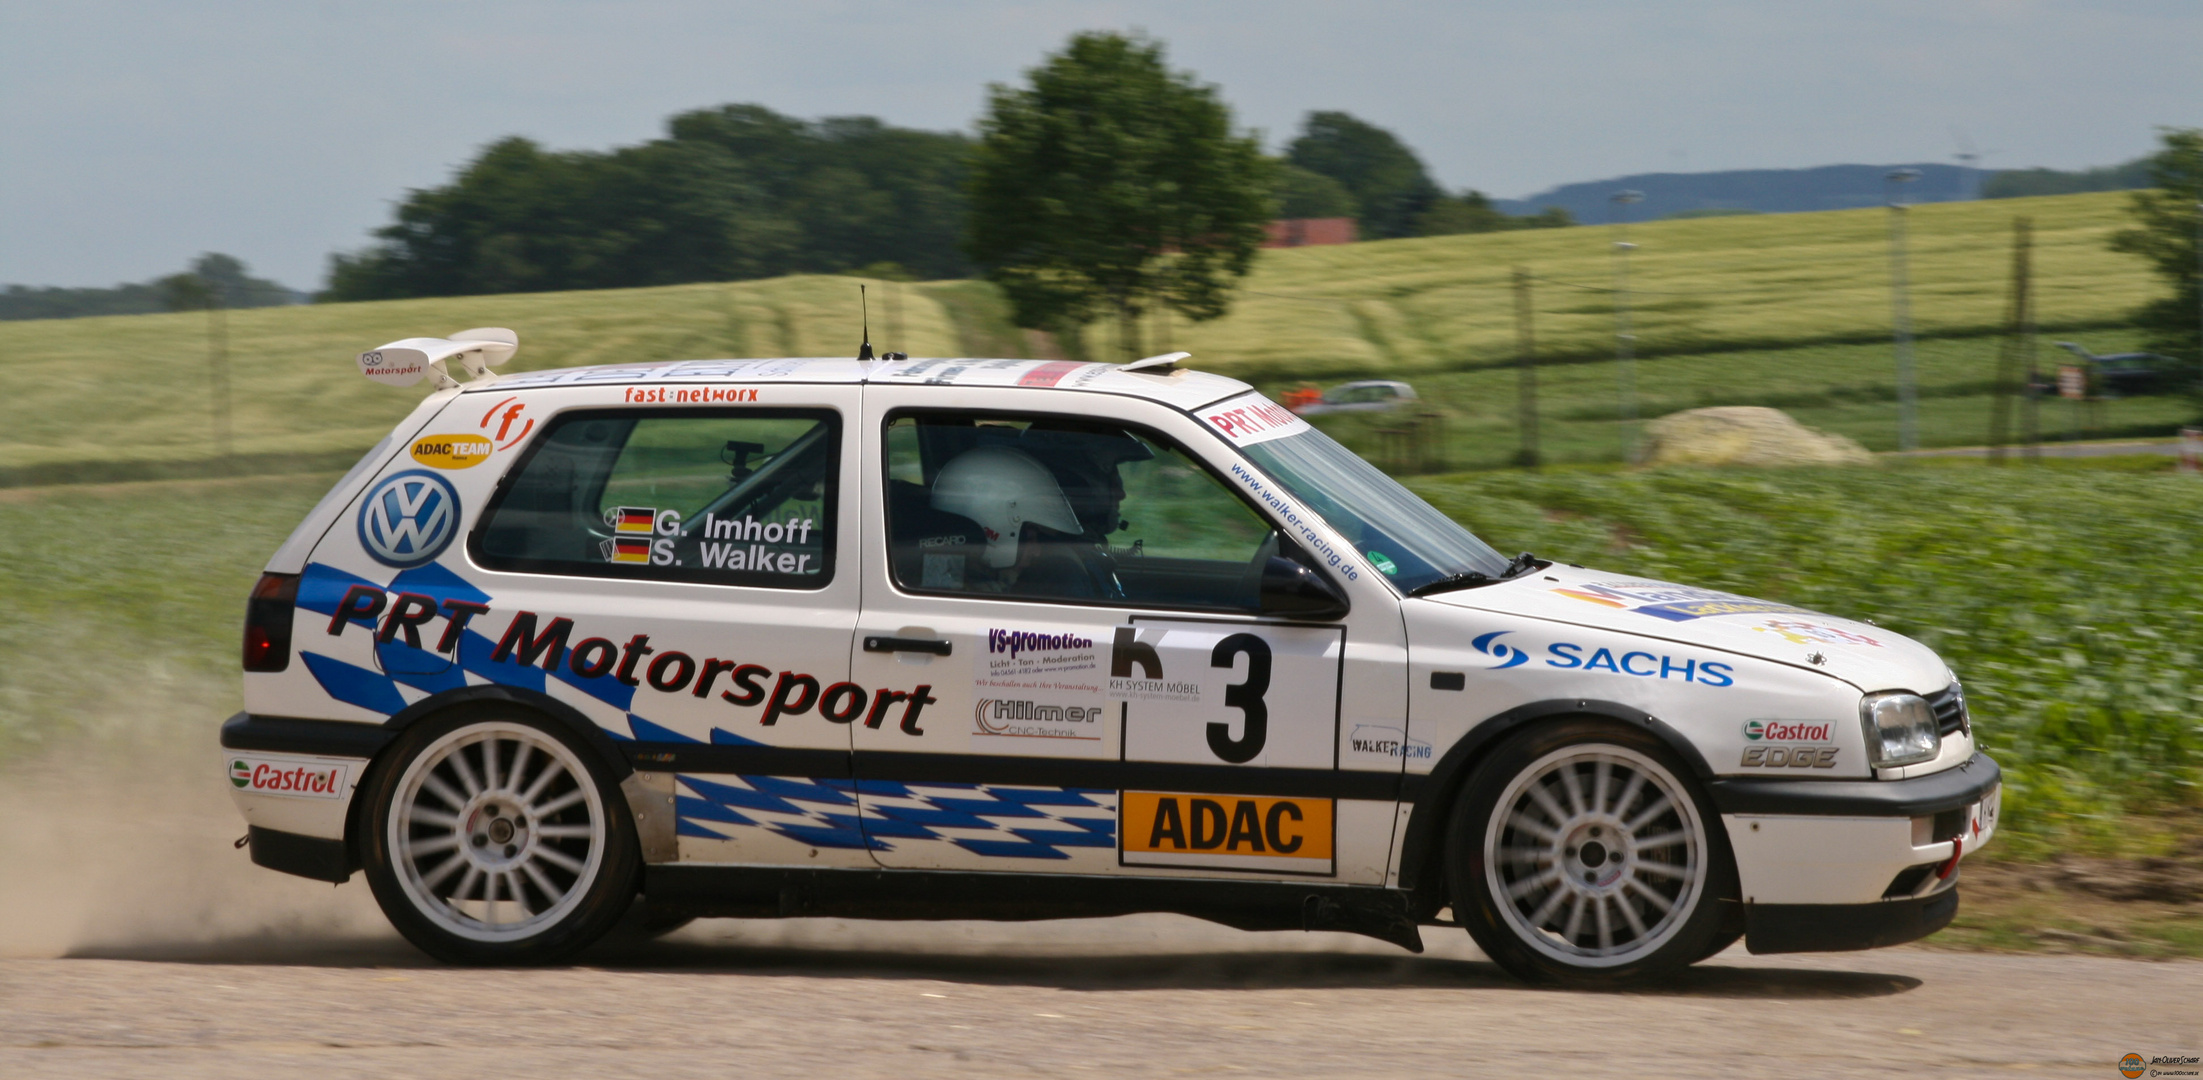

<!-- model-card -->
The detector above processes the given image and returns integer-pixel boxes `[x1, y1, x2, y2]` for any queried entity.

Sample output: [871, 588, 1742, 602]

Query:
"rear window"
[472, 408, 839, 588]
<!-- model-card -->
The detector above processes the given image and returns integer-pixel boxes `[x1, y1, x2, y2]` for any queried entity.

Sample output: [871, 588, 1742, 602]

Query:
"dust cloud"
[0, 714, 391, 960]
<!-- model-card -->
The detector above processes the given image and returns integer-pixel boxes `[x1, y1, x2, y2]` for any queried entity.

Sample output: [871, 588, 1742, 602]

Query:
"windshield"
[1213, 407, 1511, 593]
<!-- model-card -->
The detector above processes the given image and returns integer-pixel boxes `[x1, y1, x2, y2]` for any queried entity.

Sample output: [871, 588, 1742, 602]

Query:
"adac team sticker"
[409, 433, 493, 469]
[357, 469, 461, 568]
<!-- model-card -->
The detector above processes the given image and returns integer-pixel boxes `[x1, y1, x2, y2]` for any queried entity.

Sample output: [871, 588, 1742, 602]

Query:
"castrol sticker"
[1199, 391, 1313, 447]
[227, 754, 350, 799]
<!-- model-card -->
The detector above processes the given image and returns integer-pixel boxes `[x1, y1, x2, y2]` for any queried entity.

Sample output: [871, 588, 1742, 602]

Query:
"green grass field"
[5, 461, 2195, 855]
[1405, 461, 2203, 856]
[0, 190, 2180, 481]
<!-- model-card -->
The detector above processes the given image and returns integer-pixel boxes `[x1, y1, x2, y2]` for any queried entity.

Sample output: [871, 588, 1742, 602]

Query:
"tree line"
[0, 253, 296, 322]
[322, 68, 1568, 307]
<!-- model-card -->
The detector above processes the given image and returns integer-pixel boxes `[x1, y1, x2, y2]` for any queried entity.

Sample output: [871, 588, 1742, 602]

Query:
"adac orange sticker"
[410, 433, 494, 469]
[1120, 791, 1333, 872]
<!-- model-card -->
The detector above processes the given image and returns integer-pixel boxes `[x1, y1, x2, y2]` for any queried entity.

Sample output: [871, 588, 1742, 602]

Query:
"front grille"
[1924, 683, 1970, 738]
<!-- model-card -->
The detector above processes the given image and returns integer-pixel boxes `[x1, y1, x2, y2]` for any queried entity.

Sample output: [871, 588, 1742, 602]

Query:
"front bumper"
[1746, 889, 1961, 955]
[1712, 752, 1999, 937]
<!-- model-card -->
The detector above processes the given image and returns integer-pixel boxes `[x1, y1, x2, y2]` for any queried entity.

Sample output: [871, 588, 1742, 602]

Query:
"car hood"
[1416, 564, 1953, 694]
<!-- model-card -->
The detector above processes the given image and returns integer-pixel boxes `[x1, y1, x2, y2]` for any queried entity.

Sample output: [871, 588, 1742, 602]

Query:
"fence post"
[1988, 218, 2033, 464]
[1514, 266, 1539, 469]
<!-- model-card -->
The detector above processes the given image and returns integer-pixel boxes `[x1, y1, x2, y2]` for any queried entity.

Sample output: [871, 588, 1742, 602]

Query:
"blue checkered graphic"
[675, 776, 1116, 859]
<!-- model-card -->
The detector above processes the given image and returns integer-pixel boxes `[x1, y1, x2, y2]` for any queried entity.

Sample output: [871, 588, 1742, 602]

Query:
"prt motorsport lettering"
[324, 586, 934, 733]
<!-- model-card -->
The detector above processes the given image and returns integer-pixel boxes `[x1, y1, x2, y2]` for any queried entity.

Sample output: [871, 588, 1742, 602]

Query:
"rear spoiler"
[357, 327, 519, 389]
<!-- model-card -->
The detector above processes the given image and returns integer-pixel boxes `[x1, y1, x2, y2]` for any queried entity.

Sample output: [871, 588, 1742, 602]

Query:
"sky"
[3, 0, 2198, 291]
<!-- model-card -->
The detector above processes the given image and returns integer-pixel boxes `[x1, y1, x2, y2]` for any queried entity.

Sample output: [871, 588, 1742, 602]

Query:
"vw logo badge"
[357, 469, 461, 568]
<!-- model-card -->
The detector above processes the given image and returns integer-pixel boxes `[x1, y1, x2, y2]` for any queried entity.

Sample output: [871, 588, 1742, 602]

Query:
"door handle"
[864, 635, 952, 656]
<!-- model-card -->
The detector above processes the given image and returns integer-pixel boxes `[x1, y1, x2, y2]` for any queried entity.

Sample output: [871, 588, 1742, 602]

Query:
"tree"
[1416, 191, 1575, 236]
[2108, 128, 2203, 369]
[3, 253, 292, 322]
[156, 253, 296, 310]
[1270, 161, 1357, 219]
[1286, 111, 1442, 240]
[966, 31, 1270, 357]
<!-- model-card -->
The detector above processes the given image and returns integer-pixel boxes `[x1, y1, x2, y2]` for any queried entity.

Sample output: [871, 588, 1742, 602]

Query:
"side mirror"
[1259, 554, 1350, 620]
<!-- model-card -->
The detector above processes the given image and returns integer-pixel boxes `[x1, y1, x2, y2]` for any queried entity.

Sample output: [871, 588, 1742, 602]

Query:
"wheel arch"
[344, 685, 637, 866]
[1397, 698, 1716, 917]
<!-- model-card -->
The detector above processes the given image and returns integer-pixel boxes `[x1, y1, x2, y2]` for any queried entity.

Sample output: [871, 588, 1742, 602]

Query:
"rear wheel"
[361, 712, 639, 964]
[1446, 719, 1735, 985]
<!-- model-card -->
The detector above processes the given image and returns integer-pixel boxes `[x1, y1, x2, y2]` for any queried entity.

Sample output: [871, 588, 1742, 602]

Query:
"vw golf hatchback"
[222, 330, 2000, 984]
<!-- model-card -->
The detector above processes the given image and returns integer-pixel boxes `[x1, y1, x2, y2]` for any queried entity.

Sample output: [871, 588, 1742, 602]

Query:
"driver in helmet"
[930, 445, 1124, 600]
[1017, 422, 1153, 546]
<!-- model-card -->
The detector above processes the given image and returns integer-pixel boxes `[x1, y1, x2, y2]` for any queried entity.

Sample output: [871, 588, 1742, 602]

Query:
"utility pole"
[1886, 168, 1922, 452]
[1610, 189, 1643, 460]
[1987, 218, 2033, 464]
[1514, 266, 1539, 468]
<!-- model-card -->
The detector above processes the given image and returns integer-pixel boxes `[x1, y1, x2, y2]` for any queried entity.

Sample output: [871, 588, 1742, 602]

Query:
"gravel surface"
[3, 734, 2196, 1078]
[5, 916, 2200, 1079]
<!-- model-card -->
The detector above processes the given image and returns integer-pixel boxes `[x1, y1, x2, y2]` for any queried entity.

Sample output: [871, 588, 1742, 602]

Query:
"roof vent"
[1121, 351, 1190, 375]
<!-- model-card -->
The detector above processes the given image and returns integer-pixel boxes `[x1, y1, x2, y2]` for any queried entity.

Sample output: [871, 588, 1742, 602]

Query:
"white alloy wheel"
[1482, 743, 1709, 969]
[387, 721, 608, 943]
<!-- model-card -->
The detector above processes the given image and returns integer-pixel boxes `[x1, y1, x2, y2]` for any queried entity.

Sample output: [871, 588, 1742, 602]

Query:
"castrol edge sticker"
[227, 754, 351, 799]
[1199, 392, 1312, 447]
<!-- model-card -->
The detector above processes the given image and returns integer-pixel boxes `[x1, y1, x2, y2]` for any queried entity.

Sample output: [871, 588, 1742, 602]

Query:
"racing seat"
[886, 478, 986, 591]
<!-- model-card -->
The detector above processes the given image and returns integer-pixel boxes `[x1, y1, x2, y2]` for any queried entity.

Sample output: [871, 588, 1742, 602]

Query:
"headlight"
[1860, 691, 1940, 767]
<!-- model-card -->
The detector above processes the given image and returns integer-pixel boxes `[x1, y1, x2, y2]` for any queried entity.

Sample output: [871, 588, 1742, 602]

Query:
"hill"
[0, 190, 2169, 480]
[1492, 162, 1989, 220]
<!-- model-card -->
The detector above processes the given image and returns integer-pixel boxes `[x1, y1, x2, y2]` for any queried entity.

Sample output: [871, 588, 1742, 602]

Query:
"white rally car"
[223, 330, 2000, 983]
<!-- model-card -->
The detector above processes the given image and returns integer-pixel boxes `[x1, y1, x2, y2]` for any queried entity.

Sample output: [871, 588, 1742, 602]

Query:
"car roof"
[478, 356, 1254, 412]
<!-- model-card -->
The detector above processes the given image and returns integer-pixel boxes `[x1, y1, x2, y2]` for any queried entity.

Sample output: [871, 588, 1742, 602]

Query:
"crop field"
[0, 190, 2179, 482]
[1135, 190, 2157, 378]
[5, 461, 2196, 854]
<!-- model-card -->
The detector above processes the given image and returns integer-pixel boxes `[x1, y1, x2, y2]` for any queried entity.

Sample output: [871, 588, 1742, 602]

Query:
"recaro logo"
[357, 469, 460, 568]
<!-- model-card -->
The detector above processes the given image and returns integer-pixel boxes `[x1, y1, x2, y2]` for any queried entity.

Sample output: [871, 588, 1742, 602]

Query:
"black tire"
[360, 709, 640, 964]
[1445, 718, 1738, 986]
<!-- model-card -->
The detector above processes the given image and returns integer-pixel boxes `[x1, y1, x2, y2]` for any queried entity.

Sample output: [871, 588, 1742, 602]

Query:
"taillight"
[243, 572, 300, 672]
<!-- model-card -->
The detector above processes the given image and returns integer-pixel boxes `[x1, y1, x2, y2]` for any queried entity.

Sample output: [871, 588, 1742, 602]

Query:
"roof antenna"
[856, 284, 874, 361]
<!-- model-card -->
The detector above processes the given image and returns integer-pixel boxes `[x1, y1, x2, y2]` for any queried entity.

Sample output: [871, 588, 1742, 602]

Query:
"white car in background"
[221, 333, 1999, 984]
[1291, 379, 1417, 416]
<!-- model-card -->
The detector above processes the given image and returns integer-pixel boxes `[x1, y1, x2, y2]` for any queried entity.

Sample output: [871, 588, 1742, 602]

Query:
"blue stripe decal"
[300, 652, 409, 716]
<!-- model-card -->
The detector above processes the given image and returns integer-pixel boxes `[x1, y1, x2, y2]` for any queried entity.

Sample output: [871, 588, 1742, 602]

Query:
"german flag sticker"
[600, 536, 652, 564]
[605, 506, 656, 534]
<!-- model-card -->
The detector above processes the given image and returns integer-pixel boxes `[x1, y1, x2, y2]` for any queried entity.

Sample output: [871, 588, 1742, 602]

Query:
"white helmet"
[931, 446, 1083, 568]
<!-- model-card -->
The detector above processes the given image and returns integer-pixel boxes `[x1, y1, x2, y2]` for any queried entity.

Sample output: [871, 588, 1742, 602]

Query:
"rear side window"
[474, 408, 838, 588]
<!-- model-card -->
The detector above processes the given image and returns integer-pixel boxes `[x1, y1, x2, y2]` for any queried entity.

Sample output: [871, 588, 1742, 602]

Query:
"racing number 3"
[1207, 633, 1272, 763]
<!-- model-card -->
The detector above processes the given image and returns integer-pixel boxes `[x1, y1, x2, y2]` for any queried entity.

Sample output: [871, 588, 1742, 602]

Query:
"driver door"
[846, 388, 1404, 884]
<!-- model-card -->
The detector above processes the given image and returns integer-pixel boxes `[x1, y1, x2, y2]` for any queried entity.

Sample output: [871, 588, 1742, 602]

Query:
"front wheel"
[361, 711, 639, 964]
[1446, 719, 1736, 985]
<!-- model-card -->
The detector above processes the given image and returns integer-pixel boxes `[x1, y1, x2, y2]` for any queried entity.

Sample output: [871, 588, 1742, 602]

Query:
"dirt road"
[2, 735, 2197, 1078]
[6, 915, 2200, 1078]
